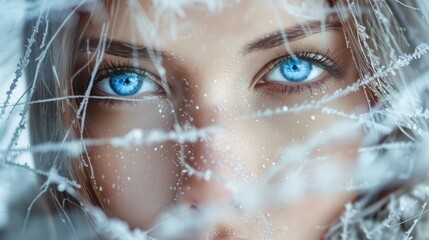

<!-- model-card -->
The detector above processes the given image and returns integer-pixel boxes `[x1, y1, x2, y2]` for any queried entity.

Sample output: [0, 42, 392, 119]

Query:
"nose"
[176, 90, 237, 209]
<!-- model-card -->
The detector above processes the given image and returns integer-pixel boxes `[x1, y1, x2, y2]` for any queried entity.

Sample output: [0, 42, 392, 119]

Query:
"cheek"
[253, 81, 368, 181]
[205, 90, 366, 238]
[84, 100, 180, 228]
[243, 93, 366, 188]
[90, 143, 180, 228]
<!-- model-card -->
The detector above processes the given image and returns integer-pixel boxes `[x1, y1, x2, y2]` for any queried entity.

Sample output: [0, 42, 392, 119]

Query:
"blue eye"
[267, 57, 324, 83]
[95, 71, 160, 96]
[109, 73, 142, 96]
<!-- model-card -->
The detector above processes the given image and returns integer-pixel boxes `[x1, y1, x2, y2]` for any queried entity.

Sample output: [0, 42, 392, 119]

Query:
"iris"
[279, 58, 313, 82]
[109, 73, 143, 96]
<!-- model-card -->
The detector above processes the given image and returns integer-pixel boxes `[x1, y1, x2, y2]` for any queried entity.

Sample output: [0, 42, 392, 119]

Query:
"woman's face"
[77, 0, 368, 239]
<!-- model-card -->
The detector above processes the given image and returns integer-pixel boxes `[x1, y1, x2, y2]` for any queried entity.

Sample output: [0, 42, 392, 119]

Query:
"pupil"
[292, 65, 299, 71]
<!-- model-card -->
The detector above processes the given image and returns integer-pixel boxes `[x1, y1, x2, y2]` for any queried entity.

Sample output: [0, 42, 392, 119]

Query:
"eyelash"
[89, 61, 166, 107]
[255, 50, 346, 95]
[95, 60, 157, 83]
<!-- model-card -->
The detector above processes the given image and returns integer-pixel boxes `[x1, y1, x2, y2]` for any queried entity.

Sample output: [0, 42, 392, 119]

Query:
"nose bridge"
[189, 71, 231, 124]
[177, 84, 235, 207]
[186, 109, 235, 198]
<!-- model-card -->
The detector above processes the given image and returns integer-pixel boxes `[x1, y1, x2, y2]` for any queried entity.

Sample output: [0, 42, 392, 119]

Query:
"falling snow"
[1, 0, 429, 240]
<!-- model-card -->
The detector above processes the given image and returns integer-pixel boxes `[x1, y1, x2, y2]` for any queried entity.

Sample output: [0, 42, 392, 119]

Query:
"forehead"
[87, 0, 333, 48]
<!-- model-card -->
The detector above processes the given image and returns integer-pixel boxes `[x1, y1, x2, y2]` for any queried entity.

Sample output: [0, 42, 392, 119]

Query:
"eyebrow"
[242, 16, 342, 54]
[80, 39, 166, 59]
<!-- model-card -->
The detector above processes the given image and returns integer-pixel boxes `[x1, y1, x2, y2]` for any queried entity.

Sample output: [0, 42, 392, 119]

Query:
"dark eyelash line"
[96, 60, 147, 82]
[91, 94, 163, 109]
[268, 49, 346, 79]
[254, 49, 346, 95]
[293, 51, 346, 78]
[261, 80, 329, 95]
[82, 60, 167, 108]
[100, 60, 171, 91]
